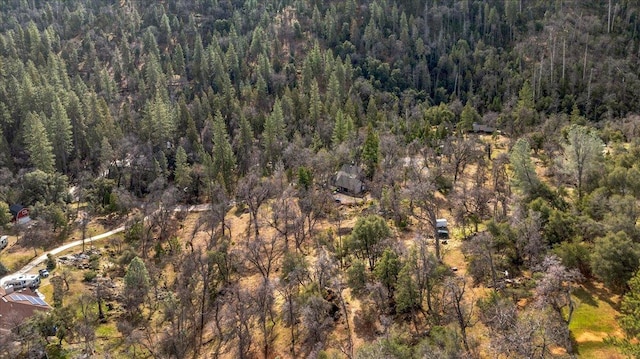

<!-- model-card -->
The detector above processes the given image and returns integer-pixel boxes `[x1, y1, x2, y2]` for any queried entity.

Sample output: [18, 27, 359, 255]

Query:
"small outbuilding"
[9, 205, 30, 225]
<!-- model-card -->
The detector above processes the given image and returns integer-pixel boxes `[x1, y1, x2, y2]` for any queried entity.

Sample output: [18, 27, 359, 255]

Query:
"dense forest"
[2, 0, 640, 358]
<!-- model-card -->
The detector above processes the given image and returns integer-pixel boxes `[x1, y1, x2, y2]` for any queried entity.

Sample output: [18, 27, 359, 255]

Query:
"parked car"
[0, 235, 7, 250]
[38, 269, 50, 278]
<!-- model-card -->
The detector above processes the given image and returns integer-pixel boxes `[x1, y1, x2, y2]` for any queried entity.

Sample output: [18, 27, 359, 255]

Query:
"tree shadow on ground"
[581, 281, 619, 309]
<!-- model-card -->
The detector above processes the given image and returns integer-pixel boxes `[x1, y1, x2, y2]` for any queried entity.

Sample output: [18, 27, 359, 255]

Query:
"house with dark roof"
[332, 164, 365, 195]
[0, 287, 50, 331]
[472, 123, 497, 134]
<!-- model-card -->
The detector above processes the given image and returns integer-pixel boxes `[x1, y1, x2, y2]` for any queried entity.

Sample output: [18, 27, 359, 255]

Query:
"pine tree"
[174, 145, 191, 191]
[143, 92, 176, 148]
[123, 257, 150, 313]
[374, 248, 401, 297]
[459, 101, 480, 133]
[366, 96, 379, 125]
[235, 114, 254, 176]
[362, 124, 380, 180]
[47, 96, 73, 173]
[308, 79, 323, 128]
[24, 112, 55, 173]
[99, 137, 114, 173]
[211, 111, 236, 194]
[396, 261, 420, 314]
[327, 71, 342, 116]
[159, 13, 172, 47]
[191, 34, 207, 86]
[142, 27, 160, 58]
[263, 99, 285, 168]
[172, 43, 186, 77]
[331, 109, 347, 148]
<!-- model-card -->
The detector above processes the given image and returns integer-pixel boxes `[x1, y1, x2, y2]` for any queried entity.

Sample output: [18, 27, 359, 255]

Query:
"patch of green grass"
[96, 322, 118, 338]
[569, 287, 619, 335]
[569, 285, 624, 359]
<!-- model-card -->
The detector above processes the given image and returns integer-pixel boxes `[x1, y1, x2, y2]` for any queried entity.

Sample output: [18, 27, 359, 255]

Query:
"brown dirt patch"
[576, 332, 609, 343]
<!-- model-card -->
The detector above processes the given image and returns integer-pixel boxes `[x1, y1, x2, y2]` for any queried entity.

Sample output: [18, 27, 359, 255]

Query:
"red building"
[9, 204, 31, 224]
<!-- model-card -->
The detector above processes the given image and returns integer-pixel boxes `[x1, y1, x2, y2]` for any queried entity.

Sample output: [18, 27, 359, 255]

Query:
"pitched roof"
[472, 123, 496, 133]
[335, 171, 363, 194]
[0, 288, 50, 330]
[9, 204, 23, 216]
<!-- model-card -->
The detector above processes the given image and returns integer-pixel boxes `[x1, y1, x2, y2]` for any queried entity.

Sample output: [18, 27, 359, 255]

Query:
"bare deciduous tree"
[443, 134, 481, 184]
[237, 169, 271, 239]
[462, 232, 499, 288]
[251, 279, 277, 358]
[407, 165, 445, 260]
[444, 276, 474, 353]
[265, 186, 298, 251]
[244, 235, 282, 280]
[534, 255, 581, 325]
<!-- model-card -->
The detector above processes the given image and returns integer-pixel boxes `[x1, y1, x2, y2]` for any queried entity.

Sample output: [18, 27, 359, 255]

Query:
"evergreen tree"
[374, 248, 401, 298]
[123, 256, 150, 313]
[263, 99, 285, 168]
[509, 138, 540, 197]
[308, 79, 323, 127]
[23, 112, 55, 173]
[361, 124, 380, 180]
[613, 269, 640, 357]
[513, 80, 537, 135]
[191, 34, 207, 86]
[347, 215, 391, 270]
[331, 109, 347, 148]
[459, 101, 480, 133]
[47, 96, 73, 173]
[174, 145, 191, 191]
[142, 92, 176, 148]
[172, 43, 186, 77]
[235, 114, 254, 176]
[396, 260, 420, 315]
[591, 231, 640, 293]
[211, 111, 236, 194]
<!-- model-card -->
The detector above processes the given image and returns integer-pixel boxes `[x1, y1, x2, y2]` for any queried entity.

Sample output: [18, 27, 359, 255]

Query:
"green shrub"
[89, 254, 101, 270]
[83, 270, 97, 282]
[46, 254, 57, 270]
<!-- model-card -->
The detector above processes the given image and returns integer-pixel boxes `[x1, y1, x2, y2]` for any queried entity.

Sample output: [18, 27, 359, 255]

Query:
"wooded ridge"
[1, 1, 640, 358]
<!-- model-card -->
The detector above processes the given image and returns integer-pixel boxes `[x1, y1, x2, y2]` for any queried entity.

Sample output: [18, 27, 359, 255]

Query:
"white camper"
[3, 274, 41, 290]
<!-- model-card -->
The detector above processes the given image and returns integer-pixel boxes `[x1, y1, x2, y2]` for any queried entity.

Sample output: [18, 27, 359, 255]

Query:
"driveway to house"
[0, 204, 211, 286]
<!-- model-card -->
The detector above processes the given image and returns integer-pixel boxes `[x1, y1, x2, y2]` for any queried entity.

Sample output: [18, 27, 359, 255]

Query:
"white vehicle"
[3, 274, 41, 290]
[0, 235, 7, 250]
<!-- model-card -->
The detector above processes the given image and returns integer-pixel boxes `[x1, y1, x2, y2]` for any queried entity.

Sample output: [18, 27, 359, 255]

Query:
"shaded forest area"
[1, 0, 639, 185]
[2, 0, 640, 358]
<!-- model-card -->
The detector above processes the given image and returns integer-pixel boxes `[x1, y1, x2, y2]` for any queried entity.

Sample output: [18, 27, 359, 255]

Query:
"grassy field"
[569, 283, 624, 359]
